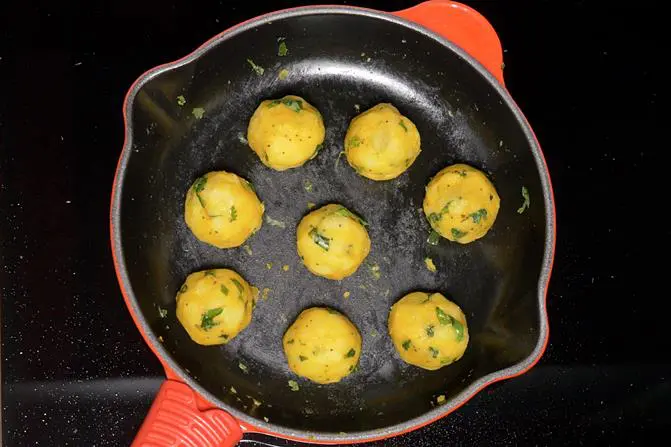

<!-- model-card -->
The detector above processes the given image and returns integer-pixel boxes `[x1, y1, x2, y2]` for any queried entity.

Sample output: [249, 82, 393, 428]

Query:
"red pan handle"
[132, 380, 242, 447]
[393, 0, 505, 85]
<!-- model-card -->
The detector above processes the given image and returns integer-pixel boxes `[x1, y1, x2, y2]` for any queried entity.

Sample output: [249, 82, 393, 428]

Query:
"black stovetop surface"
[1, 0, 666, 445]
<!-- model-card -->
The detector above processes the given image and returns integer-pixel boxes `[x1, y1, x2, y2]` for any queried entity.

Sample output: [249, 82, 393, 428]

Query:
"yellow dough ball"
[296, 204, 371, 280]
[184, 171, 264, 249]
[345, 103, 421, 180]
[283, 307, 362, 384]
[388, 292, 469, 370]
[176, 269, 258, 346]
[247, 95, 325, 171]
[423, 164, 500, 244]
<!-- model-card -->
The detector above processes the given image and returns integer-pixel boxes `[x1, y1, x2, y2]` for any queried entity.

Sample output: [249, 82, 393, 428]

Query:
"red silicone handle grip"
[132, 380, 242, 447]
[393, 0, 504, 84]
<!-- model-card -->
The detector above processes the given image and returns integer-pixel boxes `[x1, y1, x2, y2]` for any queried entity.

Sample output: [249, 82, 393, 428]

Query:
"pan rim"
[110, 4, 556, 444]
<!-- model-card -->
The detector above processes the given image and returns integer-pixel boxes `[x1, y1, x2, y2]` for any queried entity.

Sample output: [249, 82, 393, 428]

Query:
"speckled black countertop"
[0, 0, 666, 445]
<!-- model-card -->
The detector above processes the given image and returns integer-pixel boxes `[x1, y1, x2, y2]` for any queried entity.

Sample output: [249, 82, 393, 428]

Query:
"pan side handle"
[393, 0, 505, 85]
[132, 380, 243, 447]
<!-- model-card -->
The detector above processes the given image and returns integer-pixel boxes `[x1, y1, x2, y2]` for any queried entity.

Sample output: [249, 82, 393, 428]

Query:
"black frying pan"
[110, 2, 555, 445]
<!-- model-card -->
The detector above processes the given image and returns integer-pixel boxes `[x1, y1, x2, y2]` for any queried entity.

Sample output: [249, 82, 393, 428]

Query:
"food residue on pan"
[262, 288, 271, 300]
[158, 306, 168, 318]
[263, 416, 269, 423]
[243, 244, 253, 256]
[369, 263, 381, 280]
[176, 95, 186, 106]
[307, 202, 316, 209]
[238, 362, 249, 373]
[288, 380, 300, 391]
[424, 257, 437, 273]
[282, 264, 290, 272]
[191, 107, 205, 119]
[237, 133, 248, 145]
[246, 58, 265, 76]
[343, 291, 351, 299]
[278, 40, 288, 56]
[278, 68, 289, 80]
[230, 386, 237, 394]
[436, 394, 446, 405]
[266, 262, 273, 270]
[265, 215, 287, 228]
[303, 179, 313, 192]
[517, 186, 530, 214]
[354, 104, 360, 112]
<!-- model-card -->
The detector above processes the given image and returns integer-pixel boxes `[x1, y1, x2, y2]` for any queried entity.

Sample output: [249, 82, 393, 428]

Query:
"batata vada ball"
[247, 95, 325, 171]
[296, 204, 371, 280]
[184, 171, 264, 249]
[388, 292, 469, 370]
[283, 307, 362, 384]
[176, 269, 258, 346]
[345, 103, 421, 180]
[423, 163, 500, 244]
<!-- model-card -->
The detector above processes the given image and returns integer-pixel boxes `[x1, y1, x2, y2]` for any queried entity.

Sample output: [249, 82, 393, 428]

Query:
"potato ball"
[345, 103, 421, 180]
[423, 163, 500, 244]
[176, 269, 258, 346]
[388, 292, 469, 370]
[296, 204, 371, 280]
[247, 95, 325, 171]
[283, 307, 362, 384]
[184, 171, 264, 249]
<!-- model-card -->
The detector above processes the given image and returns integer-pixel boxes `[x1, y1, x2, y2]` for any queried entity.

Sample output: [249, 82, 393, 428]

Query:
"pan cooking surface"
[118, 10, 548, 433]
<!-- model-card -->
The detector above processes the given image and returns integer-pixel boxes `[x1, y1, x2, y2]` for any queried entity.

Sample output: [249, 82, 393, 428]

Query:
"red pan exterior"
[110, 1, 556, 445]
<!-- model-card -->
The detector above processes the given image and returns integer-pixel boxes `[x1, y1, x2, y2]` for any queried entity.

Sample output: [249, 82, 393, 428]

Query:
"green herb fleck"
[158, 307, 168, 318]
[191, 107, 205, 120]
[193, 176, 207, 208]
[334, 206, 368, 226]
[230, 205, 238, 222]
[267, 99, 281, 108]
[265, 215, 286, 229]
[399, 120, 408, 132]
[309, 227, 330, 251]
[427, 230, 441, 245]
[282, 98, 303, 112]
[429, 346, 439, 358]
[287, 339, 295, 344]
[345, 348, 356, 358]
[204, 270, 217, 277]
[454, 169, 467, 177]
[312, 143, 323, 158]
[231, 278, 244, 297]
[278, 41, 288, 56]
[220, 284, 229, 295]
[242, 179, 255, 192]
[303, 179, 313, 192]
[440, 357, 452, 365]
[299, 355, 308, 361]
[247, 58, 265, 76]
[176, 95, 186, 106]
[288, 380, 299, 391]
[348, 364, 359, 373]
[347, 135, 362, 148]
[179, 284, 188, 294]
[238, 362, 249, 373]
[436, 307, 450, 325]
[441, 201, 454, 214]
[201, 308, 223, 330]
[451, 228, 468, 239]
[326, 308, 339, 315]
[436, 307, 465, 341]
[402, 339, 412, 350]
[517, 186, 530, 214]
[426, 325, 435, 337]
[469, 208, 488, 224]
[428, 213, 441, 224]
[278, 68, 289, 80]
